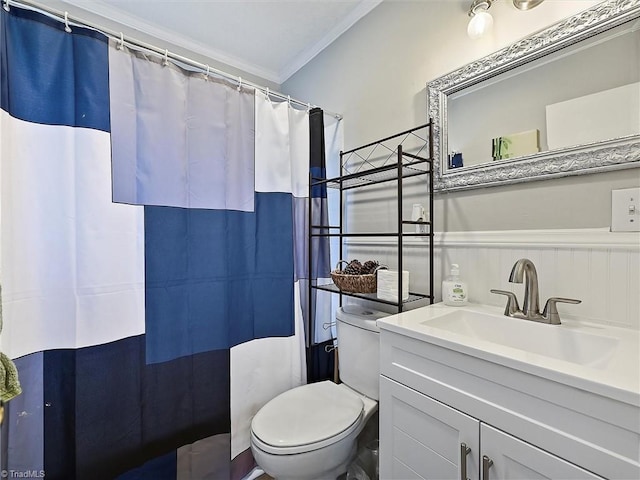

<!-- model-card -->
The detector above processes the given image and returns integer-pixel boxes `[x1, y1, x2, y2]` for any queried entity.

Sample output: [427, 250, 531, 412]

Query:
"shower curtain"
[0, 5, 339, 479]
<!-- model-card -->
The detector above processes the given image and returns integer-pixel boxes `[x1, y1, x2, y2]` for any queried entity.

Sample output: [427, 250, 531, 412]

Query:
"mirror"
[428, 0, 640, 191]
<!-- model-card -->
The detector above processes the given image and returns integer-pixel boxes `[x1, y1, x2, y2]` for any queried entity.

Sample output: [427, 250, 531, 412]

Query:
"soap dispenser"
[442, 264, 468, 306]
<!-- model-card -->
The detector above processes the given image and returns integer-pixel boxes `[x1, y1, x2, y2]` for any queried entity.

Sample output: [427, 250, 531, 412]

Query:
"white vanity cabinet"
[378, 321, 640, 480]
[380, 376, 479, 480]
[480, 423, 602, 480]
[380, 376, 603, 480]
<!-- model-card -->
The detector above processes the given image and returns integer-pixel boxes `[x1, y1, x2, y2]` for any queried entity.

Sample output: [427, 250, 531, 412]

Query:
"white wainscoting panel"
[345, 228, 640, 330]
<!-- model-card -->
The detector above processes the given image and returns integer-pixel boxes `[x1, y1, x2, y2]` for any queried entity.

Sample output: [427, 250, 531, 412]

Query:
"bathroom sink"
[378, 303, 639, 405]
[420, 309, 619, 369]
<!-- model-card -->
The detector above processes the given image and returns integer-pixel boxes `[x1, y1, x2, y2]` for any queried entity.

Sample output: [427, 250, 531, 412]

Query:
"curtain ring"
[162, 49, 169, 67]
[237, 76, 242, 92]
[117, 32, 124, 50]
[205, 65, 210, 80]
[64, 12, 72, 33]
[3, 0, 10, 12]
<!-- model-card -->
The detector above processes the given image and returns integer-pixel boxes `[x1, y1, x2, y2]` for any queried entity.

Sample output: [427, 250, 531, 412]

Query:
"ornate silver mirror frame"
[428, 0, 640, 191]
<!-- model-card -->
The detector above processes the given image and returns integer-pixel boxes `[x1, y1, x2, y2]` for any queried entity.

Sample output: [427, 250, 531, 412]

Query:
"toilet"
[250, 305, 386, 480]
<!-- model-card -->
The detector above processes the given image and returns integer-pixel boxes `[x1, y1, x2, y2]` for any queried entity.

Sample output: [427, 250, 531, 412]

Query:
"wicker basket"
[330, 261, 383, 294]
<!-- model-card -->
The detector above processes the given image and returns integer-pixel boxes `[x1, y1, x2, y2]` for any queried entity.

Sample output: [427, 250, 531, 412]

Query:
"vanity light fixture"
[468, 0, 545, 39]
[467, 0, 493, 39]
[513, 0, 545, 11]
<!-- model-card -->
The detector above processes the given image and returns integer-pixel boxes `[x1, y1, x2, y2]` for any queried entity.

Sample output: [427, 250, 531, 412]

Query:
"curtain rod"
[3, 0, 343, 120]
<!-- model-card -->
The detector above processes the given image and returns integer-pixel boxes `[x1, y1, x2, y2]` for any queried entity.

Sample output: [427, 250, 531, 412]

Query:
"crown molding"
[279, 0, 383, 83]
[60, 0, 281, 83]
[60, 0, 381, 85]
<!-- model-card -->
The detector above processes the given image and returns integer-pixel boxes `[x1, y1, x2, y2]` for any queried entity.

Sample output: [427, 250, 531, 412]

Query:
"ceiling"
[61, 0, 383, 84]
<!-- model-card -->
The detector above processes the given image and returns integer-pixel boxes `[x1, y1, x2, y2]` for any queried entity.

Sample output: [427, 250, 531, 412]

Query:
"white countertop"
[378, 302, 640, 407]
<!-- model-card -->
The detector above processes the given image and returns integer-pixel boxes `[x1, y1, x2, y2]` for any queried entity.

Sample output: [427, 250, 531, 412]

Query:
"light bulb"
[467, 10, 493, 39]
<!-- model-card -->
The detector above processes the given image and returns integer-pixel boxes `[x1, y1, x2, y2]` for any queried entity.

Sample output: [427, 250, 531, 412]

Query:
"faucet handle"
[490, 289, 521, 316]
[542, 297, 582, 325]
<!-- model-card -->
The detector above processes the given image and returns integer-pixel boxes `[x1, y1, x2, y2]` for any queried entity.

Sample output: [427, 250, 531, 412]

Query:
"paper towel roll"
[377, 270, 409, 302]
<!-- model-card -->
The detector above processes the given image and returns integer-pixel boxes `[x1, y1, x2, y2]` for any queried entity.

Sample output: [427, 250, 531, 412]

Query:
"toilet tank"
[336, 305, 388, 400]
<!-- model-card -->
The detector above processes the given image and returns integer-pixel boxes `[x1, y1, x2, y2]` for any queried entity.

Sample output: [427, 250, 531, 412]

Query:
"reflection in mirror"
[447, 20, 639, 170]
[428, 0, 640, 191]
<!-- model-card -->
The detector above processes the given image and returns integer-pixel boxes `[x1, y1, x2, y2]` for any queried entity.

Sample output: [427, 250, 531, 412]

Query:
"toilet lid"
[251, 381, 363, 452]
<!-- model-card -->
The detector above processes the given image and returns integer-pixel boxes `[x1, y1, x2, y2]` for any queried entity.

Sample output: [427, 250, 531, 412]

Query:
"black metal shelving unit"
[308, 122, 435, 329]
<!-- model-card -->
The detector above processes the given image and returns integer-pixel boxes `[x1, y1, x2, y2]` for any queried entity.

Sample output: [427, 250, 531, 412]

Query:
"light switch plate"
[611, 187, 640, 232]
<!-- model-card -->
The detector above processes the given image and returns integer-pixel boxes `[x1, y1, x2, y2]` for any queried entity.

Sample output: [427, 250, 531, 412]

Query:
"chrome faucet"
[491, 258, 581, 325]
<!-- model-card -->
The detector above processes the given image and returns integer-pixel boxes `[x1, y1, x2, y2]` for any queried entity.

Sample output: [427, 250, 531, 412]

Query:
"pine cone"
[343, 260, 362, 275]
[360, 260, 379, 275]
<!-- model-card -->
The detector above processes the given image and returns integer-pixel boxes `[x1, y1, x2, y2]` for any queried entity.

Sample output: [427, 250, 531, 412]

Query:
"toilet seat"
[251, 381, 364, 455]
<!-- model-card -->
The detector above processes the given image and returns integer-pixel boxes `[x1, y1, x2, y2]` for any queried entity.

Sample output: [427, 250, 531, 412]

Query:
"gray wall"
[282, 0, 640, 232]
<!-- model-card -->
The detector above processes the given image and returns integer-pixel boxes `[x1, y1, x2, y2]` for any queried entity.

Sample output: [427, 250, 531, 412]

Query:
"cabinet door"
[380, 376, 479, 480]
[480, 424, 605, 480]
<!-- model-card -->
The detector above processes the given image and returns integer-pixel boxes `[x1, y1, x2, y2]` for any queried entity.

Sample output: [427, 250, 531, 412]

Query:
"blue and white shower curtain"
[0, 5, 340, 479]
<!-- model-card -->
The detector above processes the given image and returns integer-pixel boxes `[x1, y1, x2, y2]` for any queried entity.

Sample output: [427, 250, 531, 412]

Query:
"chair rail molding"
[345, 228, 640, 250]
